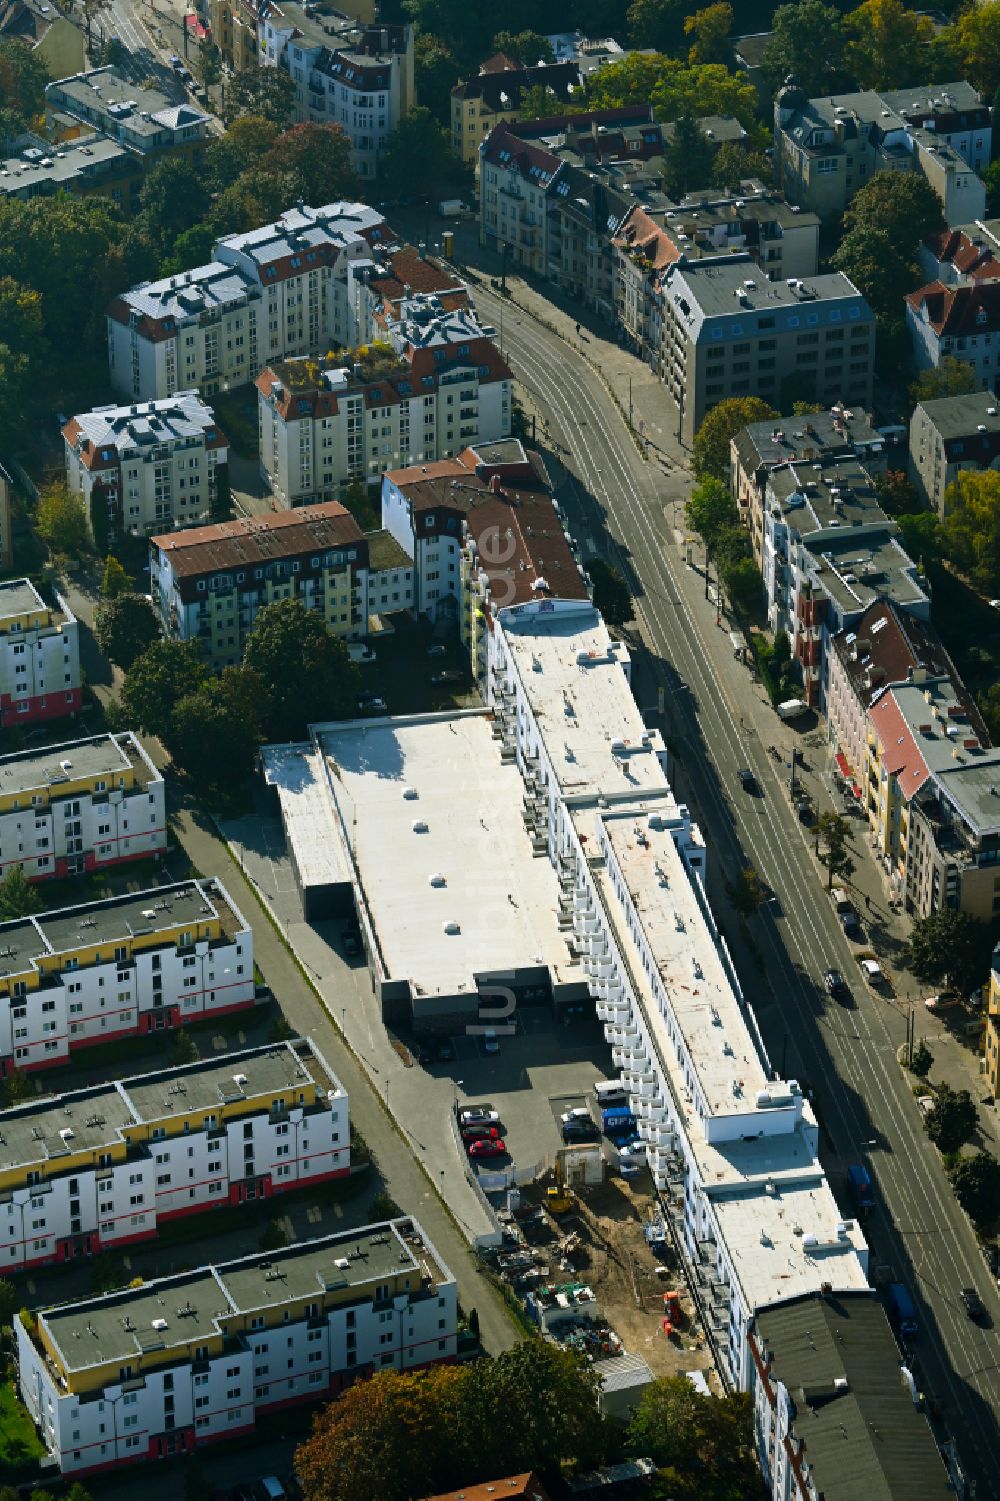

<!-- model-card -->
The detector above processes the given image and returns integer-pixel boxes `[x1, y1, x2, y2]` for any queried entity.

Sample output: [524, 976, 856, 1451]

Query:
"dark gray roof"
[755, 1293, 952, 1501]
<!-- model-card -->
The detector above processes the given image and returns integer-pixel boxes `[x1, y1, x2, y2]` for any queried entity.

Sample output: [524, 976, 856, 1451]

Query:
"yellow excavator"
[546, 1160, 574, 1215]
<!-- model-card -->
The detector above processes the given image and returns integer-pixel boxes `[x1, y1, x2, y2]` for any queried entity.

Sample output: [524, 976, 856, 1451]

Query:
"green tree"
[816, 811, 855, 891]
[260, 1217, 288, 1251]
[846, 0, 935, 90]
[940, 470, 1000, 593]
[205, 115, 281, 193]
[588, 557, 632, 629]
[162, 222, 217, 275]
[909, 1038, 933, 1078]
[172, 1028, 198, 1064]
[243, 598, 359, 740]
[222, 65, 295, 127]
[94, 593, 161, 671]
[909, 356, 979, 408]
[586, 52, 756, 127]
[368, 1190, 402, 1220]
[844, 171, 944, 252]
[36, 483, 88, 557]
[683, 2, 732, 65]
[980, 682, 1000, 746]
[100, 554, 131, 598]
[936, 5, 1000, 98]
[194, 40, 223, 96]
[904, 908, 993, 992]
[469, 1342, 605, 1477]
[692, 396, 776, 481]
[663, 114, 715, 198]
[627, 1376, 756, 1498]
[896, 511, 940, 567]
[726, 864, 767, 915]
[120, 639, 207, 742]
[711, 140, 772, 190]
[0, 863, 40, 919]
[0, 1275, 16, 1327]
[170, 668, 263, 790]
[379, 107, 461, 199]
[722, 554, 762, 613]
[209, 169, 290, 237]
[0, 340, 30, 450]
[685, 476, 739, 548]
[925, 1083, 978, 1154]
[875, 469, 918, 516]
[138, 157, 211, 256]
[985, 159, 1000, 219]
[0, 37, 50, 127]
[2, 1067, 31, 1105]
[948, 1151, 1000, 1226]
[414, 34, 461, 124]
[761, 0, 850, 96]
[492, 30, 554, 65]
[517, 82, 578, 118]
[259, 122, 359, 206]
[626, 0, 687, 53]
[0, 277, 47, 385]
[831, 225, 917, 326]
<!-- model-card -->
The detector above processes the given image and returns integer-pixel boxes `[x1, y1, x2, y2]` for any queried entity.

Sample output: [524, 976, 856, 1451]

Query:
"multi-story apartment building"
[905, 280, 1000, 390]
[749, 1291, 951, 1501]
[986, 942, 1000, 1099]
[758, 455, 928, 706]
[63, 394, 228, 539]
[909, 390, 1000, 513]
[0, 1037, 348, 1269]
[17, 1217, 456, 1474]
[107, 200, 387, 401]
[774, 81, 990, 223]
[149, 503, 385, 668]
[0, 732, 165, 881]
[613, 206, 675, 369]
[257, 299, 512, 503]
[825, 599, 948, 810]
[0, 879, 254, 1076]
[0, 133, 144, 214]
[0, 579, 81, 729]
[866, 673, 1000, 914]
[731, 406, 892, 567]
[380, 439, 588, 664]
[658, 185, 821, 283]
[660, 255, 875, 445]
[452, 52, 581, 167]
[205, 0, 262, 72]
[260, 0, 413, 180]
[45, 69, 213, 167]
[480, 125, 561, 278]
[0, 461, 12, 570]
[918, 219, 1000, 287]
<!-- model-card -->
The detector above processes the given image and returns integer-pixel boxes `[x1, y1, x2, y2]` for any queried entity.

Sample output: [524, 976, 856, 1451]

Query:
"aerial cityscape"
[2, 1, 1000, 1499]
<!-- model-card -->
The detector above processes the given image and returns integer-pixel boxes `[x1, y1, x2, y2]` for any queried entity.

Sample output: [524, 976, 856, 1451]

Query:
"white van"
[594, 1079, 627, 1108]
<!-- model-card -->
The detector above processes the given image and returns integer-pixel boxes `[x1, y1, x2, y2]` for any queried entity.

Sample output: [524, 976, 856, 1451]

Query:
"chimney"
[489, 474, 502, 493]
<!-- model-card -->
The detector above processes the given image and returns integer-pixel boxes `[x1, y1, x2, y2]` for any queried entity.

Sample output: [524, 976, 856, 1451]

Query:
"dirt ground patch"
[519, 1174, 716, 1385]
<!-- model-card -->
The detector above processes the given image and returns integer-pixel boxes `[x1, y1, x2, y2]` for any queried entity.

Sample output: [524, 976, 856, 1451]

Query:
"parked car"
[961, 1287, 986, 1322]
[432, 670, 464, 685]
[841, 911, 863, 941]
[468, 1137, 506, 1158]
[341, 925, 360, 957]
[357, 694, 387, 713]
[169, 53, 183, 67]
[917, 1095, 934, 1118]
[427, 644, 447, 658]
[738, 768, 756, 793]
[434, 1037, 455, 1062]
[860, 957, 886, 987]
[458, 1105, 498, 1125]
[461, 1125, 502, 1142]
[562, 1120, 599, 1142]
[560, 1107, 592, 1126]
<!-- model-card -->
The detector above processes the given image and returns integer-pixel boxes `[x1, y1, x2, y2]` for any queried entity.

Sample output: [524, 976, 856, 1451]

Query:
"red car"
[468, 1138, 506, 1158]
[462, 1125, 501, 1143]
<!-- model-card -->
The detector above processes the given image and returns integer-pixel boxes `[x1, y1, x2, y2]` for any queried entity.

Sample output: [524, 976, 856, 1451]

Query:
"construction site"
[482, 1154, 716, 1389]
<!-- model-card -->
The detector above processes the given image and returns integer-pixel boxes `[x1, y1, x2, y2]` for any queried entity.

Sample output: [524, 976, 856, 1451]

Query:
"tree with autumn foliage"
[295, 1342, 607, 1501]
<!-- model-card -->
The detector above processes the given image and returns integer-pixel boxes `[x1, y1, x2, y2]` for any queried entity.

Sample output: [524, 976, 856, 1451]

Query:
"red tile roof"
[421, 1472, 550, 1501]
[615, 206, 680, 274]
[869, 691, 931, 799]
[150, 501, 363, 579]
[905, 279, 1000, 335]
[481, 123, 562, 183]
[923, 228, 1000, 283]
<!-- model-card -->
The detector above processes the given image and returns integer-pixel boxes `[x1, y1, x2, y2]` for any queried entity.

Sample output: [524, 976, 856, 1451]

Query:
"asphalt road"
[467, 276, 1000, 1495]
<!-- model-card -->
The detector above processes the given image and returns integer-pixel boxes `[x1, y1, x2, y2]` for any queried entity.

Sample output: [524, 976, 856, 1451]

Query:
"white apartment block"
[107, 201, 388, 401]
[0, 879, 254, 1077]
[257, 298, 512, 503]
[0, 1038, 347, 1271]
[0, 732, 165, 881]
[260, 1, 414, 180]
[486, 599, 869, 1390]
[18, 1217, 456, 1474]
[63, 394, 228, 539]
[0, 578, 82, 729]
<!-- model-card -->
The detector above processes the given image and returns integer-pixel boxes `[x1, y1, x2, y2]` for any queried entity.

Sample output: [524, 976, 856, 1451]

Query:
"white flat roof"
[600, 807, 770, 1120]
[500, 604, 664, 803]
[261, 742, 351, 891]
[314, 712, 577, 997]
